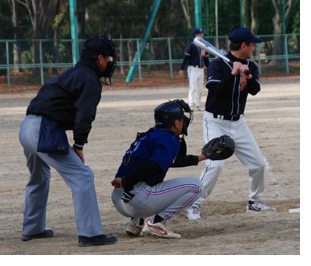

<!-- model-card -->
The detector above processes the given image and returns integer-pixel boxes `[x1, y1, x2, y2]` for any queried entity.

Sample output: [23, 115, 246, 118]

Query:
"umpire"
[19, 35, 118, 247]
[179, 28, 209, 111]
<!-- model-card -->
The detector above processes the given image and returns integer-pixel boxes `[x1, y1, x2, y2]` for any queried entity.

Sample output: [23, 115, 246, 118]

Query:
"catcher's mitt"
[202, 135, 235, 160]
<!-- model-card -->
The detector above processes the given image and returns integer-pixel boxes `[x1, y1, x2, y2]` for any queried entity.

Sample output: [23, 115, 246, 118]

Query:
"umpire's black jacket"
[26, 58, 103, 149]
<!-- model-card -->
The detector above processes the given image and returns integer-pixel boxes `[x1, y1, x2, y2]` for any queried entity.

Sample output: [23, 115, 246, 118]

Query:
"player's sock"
[152, 215, 163, 224]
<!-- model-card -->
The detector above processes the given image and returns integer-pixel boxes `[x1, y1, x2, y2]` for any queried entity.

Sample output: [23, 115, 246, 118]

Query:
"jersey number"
[239, 76, 247, 91]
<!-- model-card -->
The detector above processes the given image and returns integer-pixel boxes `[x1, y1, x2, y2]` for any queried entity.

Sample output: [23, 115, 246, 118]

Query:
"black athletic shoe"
[22, 229, 54, 241]
[78, 234, 118, 247]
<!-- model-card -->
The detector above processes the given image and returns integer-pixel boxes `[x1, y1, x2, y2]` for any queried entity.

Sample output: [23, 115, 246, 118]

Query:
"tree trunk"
[9, 0, 21, 73]
[251, 0, 259, 33]
[17, 0, 50, 76]
[271, 0, 294, 66]
[52, 1, 68, 74]
[127, 40, 133, 67]
[180, 0, 192, 30]
[242, 0, 251, 28]
[271, 0, 283, 66]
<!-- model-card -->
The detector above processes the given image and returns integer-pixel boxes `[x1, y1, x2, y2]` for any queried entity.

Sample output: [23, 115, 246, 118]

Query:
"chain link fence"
[0, 34, 300, 89]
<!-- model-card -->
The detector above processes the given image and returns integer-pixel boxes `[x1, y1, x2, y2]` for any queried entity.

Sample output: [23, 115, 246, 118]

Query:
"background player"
[19, 35, 118, 247]
[179, 28, 210, 111]
[187, 27, 272, 220]
[111, 100, 207, 239]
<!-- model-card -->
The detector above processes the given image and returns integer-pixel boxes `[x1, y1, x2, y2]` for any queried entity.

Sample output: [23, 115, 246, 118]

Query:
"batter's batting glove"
[121, 191, 135, 203]
[202, 135, 235, 160]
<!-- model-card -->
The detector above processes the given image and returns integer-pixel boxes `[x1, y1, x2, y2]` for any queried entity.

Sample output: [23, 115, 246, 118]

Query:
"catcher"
[111, 99, 234, 239]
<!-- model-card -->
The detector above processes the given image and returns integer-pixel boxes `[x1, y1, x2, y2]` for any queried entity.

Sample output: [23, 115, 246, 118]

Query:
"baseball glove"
[202, 135, 235, 160]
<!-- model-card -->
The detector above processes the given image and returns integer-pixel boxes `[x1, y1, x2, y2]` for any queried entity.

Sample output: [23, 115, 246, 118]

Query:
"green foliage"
[0, 0, 300, 40]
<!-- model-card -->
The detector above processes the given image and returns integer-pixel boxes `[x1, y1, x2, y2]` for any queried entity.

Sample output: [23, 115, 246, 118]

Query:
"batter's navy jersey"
[115, 127, 180, 186]
[205, 52, 260, 116]
[180, 41, 209, 70]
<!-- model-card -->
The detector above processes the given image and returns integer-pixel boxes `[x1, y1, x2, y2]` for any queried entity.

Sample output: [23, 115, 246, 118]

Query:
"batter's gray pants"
[111, 177, 203, 220]
[19, 115, 104, 237]
[192, 111, 266, 207]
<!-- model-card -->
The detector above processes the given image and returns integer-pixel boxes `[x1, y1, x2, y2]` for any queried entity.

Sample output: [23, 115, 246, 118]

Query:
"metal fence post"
[284, 34, 289, 74]
[168, 38, 173, 80]
[137, 39, 142, 82]
[39, 40, 44, 85]
[257, 42, 262, 75]
[5, 40, 10, 88]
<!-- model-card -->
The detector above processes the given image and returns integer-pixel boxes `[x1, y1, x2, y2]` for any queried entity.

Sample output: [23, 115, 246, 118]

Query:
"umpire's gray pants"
[111, 177, 203, 220]
[19, 115, 104, 237]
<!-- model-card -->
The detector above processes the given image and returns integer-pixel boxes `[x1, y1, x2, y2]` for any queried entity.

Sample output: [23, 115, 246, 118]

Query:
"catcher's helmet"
[154, 99, 193, 135]
[81, 34, 118, 85]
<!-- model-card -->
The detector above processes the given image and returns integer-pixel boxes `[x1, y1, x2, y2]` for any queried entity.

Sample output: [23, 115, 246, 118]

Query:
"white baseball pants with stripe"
[111, 177, 203, 220]
[187, 66, 204, 109]
[192, 111, 266, 207]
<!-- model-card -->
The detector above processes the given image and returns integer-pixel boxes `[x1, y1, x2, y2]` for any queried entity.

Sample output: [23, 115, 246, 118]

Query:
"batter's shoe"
[187, 205, 201, 220]
[143, 219, 181, 239]
[246, 200, 275, 212]
[22, 229, 54, 241]
[78, 234, 118, 247]
[126, 218, 144, 236]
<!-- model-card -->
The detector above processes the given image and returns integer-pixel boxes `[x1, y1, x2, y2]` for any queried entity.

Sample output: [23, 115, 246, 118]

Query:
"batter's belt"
[213, 113, 243, 121]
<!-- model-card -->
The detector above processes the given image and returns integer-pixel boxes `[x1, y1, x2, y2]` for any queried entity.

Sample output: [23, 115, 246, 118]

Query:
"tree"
[271, 0, 294, 65]
[8, 0, 21, 72]
[242, 0, 259, 33]
[17, 0, 51, 76]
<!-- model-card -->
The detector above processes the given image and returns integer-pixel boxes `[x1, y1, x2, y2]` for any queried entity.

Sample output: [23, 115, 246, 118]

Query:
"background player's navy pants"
[19, 115, 104, 237]
[111, 177, 203, 220]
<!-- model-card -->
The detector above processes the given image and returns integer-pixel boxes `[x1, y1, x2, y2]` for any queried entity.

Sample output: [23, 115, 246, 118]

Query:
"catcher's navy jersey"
[115, 127, 180, 186]
[205, 52, 260, 116]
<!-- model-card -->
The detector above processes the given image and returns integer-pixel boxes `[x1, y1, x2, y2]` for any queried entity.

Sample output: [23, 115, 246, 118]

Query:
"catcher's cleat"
[126, 218, 144, 237]
[187, 205, 201, 220]
[22, 229, 54, 241]
[78, 234, 118, 247]
[246, 200, 276, 212]
[143, 219, 181, 239]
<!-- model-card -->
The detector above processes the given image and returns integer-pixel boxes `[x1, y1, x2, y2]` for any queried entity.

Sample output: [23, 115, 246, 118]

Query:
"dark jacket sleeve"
[170, 136, 199, 167]
[171, 155, 199, 167]
[246, 77, 261, 95]
[73, 77, 102, 147]
[121, 160, 162, 192]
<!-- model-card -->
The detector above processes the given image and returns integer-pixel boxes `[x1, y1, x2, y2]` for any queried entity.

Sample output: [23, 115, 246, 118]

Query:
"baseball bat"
[194, 37, 250, 76]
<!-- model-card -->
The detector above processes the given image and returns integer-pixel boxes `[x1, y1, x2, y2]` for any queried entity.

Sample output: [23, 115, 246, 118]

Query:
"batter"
[187, 27, 272, 220]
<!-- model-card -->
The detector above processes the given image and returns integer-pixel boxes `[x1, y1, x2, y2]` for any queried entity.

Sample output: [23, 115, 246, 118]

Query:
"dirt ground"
[0, 76, 301, 258]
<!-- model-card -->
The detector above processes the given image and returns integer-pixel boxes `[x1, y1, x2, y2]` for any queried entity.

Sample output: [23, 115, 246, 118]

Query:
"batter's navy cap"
[229, 27, 264, 43]
[193, 28, 205, 36]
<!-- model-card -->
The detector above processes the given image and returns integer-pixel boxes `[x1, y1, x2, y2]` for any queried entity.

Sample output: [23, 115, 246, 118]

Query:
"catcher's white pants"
[111, 177, 202, 220]
[187, 66, 204, 109]
[192, 112, 266, 207]
[19, 115, 104, 237]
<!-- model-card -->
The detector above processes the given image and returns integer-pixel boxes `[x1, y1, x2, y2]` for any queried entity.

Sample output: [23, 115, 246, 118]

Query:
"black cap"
[229, 27, 264, 43]
[81, 35, 117, 59]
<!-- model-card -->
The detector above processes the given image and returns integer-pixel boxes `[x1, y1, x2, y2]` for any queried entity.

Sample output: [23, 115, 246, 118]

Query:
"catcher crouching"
[111, 99, 234, 239]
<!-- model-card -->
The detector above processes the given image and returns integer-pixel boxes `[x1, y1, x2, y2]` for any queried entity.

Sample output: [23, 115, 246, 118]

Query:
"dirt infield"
[0, 76, 300, 255]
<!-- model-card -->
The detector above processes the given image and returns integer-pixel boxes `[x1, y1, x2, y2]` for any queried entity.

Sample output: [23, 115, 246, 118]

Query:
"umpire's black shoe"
[22, 229, 54, 241]
[78, 234, 118, 247]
